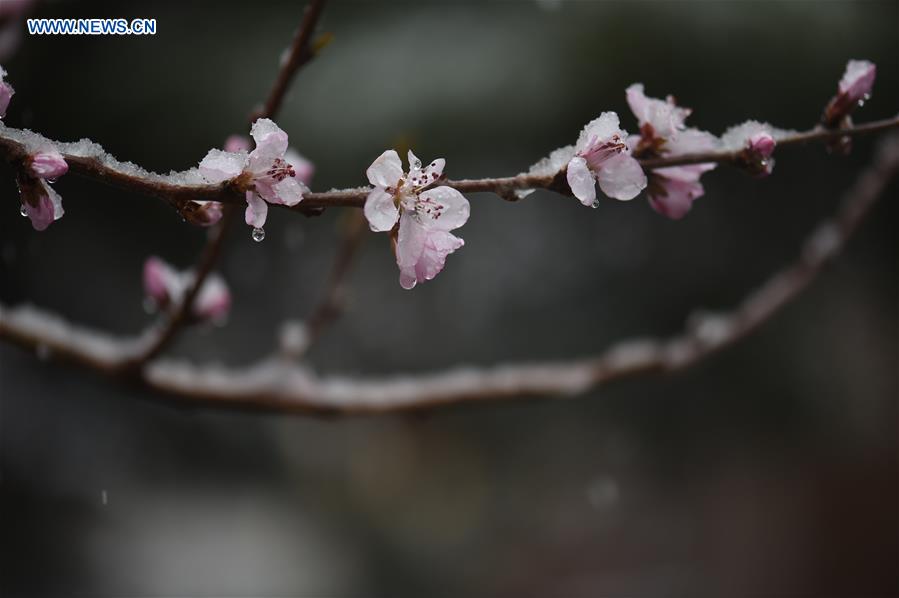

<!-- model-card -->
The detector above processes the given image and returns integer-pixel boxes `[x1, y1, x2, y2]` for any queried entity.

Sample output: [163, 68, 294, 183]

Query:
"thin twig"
[122, 206, 235, 370]
[3, 135, 895, 415]
[254, 0, 329, 122]
[117, 0, 332, 369]
[304, 211, 368, 348]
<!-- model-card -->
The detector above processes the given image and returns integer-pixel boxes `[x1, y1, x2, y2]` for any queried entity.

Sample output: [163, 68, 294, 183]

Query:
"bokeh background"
[1, 0, 897, 596]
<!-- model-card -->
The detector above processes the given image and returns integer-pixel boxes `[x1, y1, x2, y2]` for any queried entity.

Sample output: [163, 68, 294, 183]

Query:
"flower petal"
[839, 59, 876, 104]
[245, 192, 268, 228]
[421, 158, 445, 184]
[366, 149, 404, 189]
[597, 153, 647, 201]
[626, 83, 690, 139]
[395, 213, 464, 289]
[199, 149, 246, 183]
[285, 148, 315, 185]
[250, 118, 289, 156]
[416, 185, 470, 231]
[224, 135, 251, 153]
[407, 149, 422, 171]
[363, 187, 399, 232]
[649, 175, 704, 220]
[29, 149, 68, 179]
[24, 181, 63, 231]
[575, 112, 623, 154]
[396, 213, 427, 289]
[268, 176, 306, 206]
[566, 156, 596, 206]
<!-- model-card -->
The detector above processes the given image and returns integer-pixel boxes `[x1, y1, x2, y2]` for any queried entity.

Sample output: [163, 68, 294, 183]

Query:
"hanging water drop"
[591, 199, 600, 209]
[46, 178, 57, 184]
[251, 227, 266, 242]
[20, 204, 28, 217]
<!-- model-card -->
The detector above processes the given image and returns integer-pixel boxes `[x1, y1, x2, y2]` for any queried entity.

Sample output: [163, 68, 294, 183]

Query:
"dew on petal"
[251, 227, 266, 242]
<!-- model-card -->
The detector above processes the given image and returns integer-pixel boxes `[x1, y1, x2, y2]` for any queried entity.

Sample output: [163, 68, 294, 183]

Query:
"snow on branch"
[2, 133, 896, 414]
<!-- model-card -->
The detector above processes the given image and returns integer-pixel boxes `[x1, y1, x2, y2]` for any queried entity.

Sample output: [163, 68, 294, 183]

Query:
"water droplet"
[20, 204, 27, 217]
[251, 227, 266, 242]
[46, 178, 57, 184]
[591, 199, 600, 209]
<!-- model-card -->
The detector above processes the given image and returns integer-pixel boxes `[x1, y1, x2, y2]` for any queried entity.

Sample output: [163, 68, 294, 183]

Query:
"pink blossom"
[566, 112, 647, 206]
[199, 119, 308, 235]
[824, 60, 876, 126]
[722, 120, 778, 177]
[224, 134, 314, 185]
[17, 147, 68, 230]
[645, 129, 718, 220]
[364, 149, 470, 289]
[28, 149, 69, 179]
[626, 85, 719, 219]
[626, 83, 691, 141]
[0, 65, 14, 118]
[142, 256, 231, 322]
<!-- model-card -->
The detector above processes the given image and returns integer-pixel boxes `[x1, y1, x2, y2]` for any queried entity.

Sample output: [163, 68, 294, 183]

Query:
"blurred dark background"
[1, 0, 897, 596]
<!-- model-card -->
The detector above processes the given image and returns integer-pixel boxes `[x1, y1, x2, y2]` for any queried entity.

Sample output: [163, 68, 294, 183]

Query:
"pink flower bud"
[838, 60, 876, 106]
[181, 200, 224, 227]
[194, 274, 231, 321]
[746, 132, 776, 177]
[747, 132, 775, 158]
[0, 66, 14, 118]
[28, 149, 68, 179]
[142, 256, 231, 322]
[824, 59, 876, 127]
[143, 256, 174, 307]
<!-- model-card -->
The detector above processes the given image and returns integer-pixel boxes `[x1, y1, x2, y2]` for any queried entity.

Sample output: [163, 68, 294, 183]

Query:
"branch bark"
[3, 134, 896, 415]
[113, 0, 332, 370]
[2, 116, 896, 215]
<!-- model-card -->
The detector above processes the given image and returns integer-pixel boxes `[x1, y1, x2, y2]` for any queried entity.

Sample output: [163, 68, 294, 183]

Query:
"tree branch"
[303, 211, 368, 349]
[3, 134, 895, 415]
[253, 0, 329, 122]
[2, 116, 896, 216]
[110, 0, 332, 370]
[122, 207, 235, 370]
